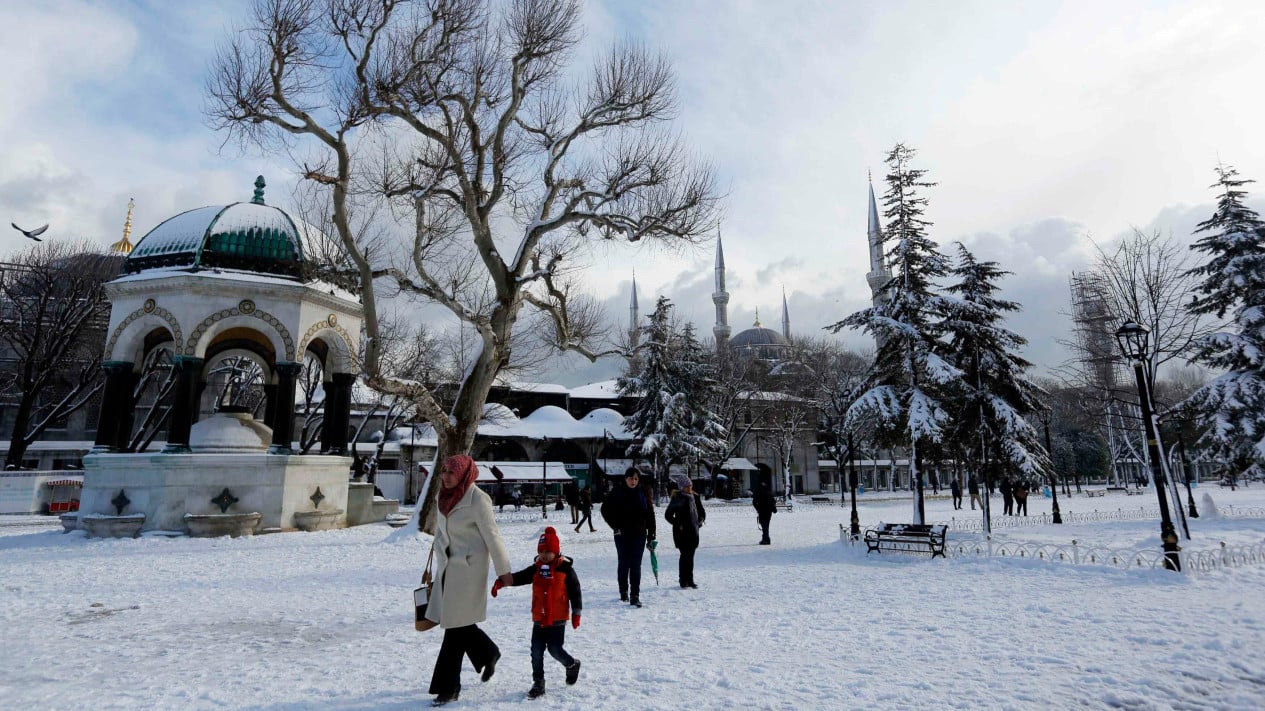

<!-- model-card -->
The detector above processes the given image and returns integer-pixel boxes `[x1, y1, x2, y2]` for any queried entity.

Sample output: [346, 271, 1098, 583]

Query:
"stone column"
[91, 361, 136, 453]
[269, 361, 302, 454]
[163, 356, 204, 453]
[321, 372, 355, 455]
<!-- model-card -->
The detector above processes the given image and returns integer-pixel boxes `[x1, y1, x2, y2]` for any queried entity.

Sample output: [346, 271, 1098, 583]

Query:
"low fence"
[937, 505, 1265, 533]
[843, 513, 1265, 576]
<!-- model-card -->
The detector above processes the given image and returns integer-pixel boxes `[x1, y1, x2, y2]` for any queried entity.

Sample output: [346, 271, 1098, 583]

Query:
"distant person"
[513, 487, 523, 512]
[600, 467, 656, 607]
[752, 481, 777, 545]
[423, 455, 514, 707]
[565, 482, 580, 524]
[1013, 480, 1030, 516]
[491, 526, 583, 699]
[1000, 477, 1014, 516]
[665, 475, 705, 588]
[968, 476, 981, 511]
[574, 486, 595, 533]
[950, 478, 963, 510]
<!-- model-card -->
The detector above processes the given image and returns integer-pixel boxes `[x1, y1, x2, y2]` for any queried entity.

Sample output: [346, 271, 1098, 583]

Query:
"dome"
[729, 326, 789, 349]
[124, 177, 305, 278]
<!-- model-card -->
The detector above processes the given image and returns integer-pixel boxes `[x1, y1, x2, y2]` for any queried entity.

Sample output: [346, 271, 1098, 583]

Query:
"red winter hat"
[538, 527, 560, 554]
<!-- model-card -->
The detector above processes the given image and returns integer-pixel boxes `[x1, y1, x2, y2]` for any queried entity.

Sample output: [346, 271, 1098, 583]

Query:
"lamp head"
[1037, 406, 1052, 426]
[1115, 320, 1151, 361]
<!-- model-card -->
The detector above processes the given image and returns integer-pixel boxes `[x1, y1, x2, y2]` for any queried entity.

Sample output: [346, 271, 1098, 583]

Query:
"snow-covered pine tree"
[1184, 164, 1265, 474]
[827, 143, 958, 524]
[942, 242, 1048, 529]
[618, 297, 726, 492]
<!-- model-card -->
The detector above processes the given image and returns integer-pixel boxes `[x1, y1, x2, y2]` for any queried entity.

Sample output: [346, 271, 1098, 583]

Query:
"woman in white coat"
[426, 454, 513, 706]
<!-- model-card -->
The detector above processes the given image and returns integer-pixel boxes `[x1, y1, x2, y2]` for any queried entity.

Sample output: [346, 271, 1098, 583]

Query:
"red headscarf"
[438, 454, 480, 517]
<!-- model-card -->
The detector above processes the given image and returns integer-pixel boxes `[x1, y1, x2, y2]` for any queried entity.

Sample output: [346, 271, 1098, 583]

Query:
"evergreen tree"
[827, 143, 957, 523]
[1184, 164, 1265, 473]
[619, 297, 726, 490]
[942, 243, 1048, 503]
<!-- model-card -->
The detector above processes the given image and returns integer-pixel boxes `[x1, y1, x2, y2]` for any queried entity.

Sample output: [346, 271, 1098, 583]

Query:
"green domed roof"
[124, 177, 305, 278]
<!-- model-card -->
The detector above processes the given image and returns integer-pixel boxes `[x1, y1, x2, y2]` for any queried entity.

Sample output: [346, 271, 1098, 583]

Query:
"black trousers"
[678, 545, 696, 586]
[757, 513, 772, 543]
[530, 623, 575, 681]
[429, 624, 499, 695]
[615, 532, 646, 600]
[575, 507, 594, 531]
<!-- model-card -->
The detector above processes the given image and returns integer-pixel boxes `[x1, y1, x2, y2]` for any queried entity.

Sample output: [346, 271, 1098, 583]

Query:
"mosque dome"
[123, 177, 304, 278]
[729, 326, 789, 350]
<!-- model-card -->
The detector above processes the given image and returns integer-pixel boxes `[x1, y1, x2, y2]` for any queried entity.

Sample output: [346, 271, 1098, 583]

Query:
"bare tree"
[0, 242, 118, 468]
[207, 0, 717, 530]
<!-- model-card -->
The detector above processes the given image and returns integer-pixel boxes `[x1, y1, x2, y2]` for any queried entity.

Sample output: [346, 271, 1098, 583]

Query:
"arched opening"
[476, 439, 529, 461]
[198, 330, 277, 420]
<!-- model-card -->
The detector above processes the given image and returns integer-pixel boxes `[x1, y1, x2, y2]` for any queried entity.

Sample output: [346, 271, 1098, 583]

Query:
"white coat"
[425, 485, 511, 629]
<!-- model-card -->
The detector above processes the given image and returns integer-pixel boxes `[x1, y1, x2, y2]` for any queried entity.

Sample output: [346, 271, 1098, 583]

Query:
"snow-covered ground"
[3, 486, 1265, 710]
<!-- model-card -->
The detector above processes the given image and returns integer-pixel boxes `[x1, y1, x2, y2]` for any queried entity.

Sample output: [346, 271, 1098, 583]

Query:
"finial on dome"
[754, 307, 761, 328]
[252, 176, 266, 205]
[110, 198, 136, 255]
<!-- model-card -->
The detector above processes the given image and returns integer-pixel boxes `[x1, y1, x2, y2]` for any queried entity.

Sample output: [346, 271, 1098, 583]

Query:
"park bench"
[810, 496, 832, 503]
[1085, 489, 1106, 498]
[863, 523, 948, 558]
[775, 500, 793, 512]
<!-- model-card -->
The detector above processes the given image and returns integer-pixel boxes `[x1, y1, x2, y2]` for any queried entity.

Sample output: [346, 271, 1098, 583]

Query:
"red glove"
[571, 613, 581, 629]
[491, 579, 503, 598]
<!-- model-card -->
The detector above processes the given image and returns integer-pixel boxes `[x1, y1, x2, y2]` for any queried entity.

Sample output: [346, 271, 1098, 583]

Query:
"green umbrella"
[648, 539, 660, 585]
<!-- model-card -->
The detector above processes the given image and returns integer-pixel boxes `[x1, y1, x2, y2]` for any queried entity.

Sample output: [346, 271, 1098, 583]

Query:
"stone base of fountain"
[293, 509, 343, 531]
[184, 512, 262, 537]
[60, 513, 80, 533]
[82, 513, 146, 539]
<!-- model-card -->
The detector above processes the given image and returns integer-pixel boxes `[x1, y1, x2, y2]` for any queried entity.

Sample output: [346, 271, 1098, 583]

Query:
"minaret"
[110, 198, 136, 255]
[781, 286, 791, 341]
[628, 272, 640, 347]
[712, 232, 731, 353]
[864, 173, 893, 350]
[864, 173, 890, 297]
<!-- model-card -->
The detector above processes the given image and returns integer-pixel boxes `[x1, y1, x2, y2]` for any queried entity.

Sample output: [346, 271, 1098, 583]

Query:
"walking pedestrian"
[752, 481, 776, 544]
[491, 526, 583, 699]
[565, 482, 580, 525]
[968, 475, 981, 511]
[423, 455, 514, 707]
[574, 486, 596, 533]
[600, 467, 656, 607]
[665, 474, 705, 588]
[950, 478, 962, 510]
[1013, 479, 1030, 516]
[1000, 477, 1014, 516]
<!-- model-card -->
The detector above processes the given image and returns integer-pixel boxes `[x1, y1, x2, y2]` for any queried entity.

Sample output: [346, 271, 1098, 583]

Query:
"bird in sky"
[11, 223, 49, 241]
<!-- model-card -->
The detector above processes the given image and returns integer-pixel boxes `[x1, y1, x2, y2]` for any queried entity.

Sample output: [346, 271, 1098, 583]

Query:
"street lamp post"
[1115, 321, 1181, 571]
[1038, 407, 1062, 524]
[541, 436, 549, 520]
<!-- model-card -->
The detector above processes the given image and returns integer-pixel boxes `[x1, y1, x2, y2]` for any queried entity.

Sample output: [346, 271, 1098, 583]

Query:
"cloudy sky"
[3, 1, 1264, 385]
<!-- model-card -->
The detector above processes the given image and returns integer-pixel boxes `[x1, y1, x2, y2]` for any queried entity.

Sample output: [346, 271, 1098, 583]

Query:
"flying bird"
[11, 223, 49, 241]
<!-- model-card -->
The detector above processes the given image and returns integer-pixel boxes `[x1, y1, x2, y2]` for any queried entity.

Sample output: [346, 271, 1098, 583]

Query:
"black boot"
[566, 660, 581, 685]
[528, 680, 546, 699]
[432, 689, 460, 706]
[630, 597, 642, 608]
[481, 652, 500, 682]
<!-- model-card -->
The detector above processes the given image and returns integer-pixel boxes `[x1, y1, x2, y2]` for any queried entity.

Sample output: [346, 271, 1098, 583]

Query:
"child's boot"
[566, 660, 581, 685]
[528, 679, 546, 699]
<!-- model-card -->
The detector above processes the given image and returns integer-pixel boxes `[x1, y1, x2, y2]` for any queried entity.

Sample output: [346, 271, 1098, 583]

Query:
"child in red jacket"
[492, 526, 582, 699]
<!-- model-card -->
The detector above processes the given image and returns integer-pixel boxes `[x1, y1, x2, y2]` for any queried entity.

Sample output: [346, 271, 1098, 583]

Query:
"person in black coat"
[1000, 477, 1014, 516]
[752, 482, 776, 545]
[950, 478, 962, 510]
[599, 468, 657, 607]
[665, 475, 705, 588]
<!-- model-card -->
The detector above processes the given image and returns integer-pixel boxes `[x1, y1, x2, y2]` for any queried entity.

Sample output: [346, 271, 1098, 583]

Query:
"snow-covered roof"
[568, 380, 623, 399]
[477, 461, 572, 482]
[494, 380, 571, 394]
[393, 405, 633, 445]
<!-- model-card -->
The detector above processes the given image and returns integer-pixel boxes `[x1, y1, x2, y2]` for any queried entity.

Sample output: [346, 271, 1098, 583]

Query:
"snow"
[3, 488, 1265, 709]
